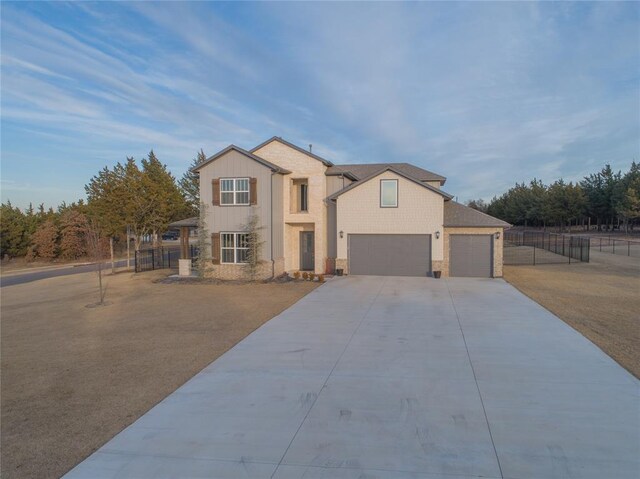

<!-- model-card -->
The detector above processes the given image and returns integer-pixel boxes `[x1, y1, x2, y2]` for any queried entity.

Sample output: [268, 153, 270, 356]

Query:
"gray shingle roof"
[444, 201, 510, 228]
[168, 217, 198, 228]
[327, 163, 446, 184]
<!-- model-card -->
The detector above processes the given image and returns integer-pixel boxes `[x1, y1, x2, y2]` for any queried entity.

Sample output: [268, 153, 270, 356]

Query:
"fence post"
[629, 241, 631, 257]
[151, 249, 155, 271]
[613, 240, 615, 254]
[568, 237, 571, 264]
[533, 242, 536, 265]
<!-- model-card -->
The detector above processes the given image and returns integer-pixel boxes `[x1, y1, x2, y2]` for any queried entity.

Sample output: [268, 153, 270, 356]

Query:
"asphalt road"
[1, 260, 130, 288]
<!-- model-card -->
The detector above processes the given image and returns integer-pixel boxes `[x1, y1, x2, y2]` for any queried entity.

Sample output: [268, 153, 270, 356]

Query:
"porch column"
[180, 227, 190, 259]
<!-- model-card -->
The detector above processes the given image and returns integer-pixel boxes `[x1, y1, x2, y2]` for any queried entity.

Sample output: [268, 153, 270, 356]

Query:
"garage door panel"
[449, 234, 492, 277]
[349, 234, 431, 276]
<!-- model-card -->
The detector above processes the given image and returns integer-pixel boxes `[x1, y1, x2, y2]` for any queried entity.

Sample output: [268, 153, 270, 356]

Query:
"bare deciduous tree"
[85, 220, 108, 305]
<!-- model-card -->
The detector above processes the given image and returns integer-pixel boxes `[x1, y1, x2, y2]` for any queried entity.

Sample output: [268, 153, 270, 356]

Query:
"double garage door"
[348, 233, 493, 277]
[348, 234, 431, 277]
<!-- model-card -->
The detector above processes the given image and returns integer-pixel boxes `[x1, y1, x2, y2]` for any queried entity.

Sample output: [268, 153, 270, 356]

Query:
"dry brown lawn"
[1, 271, 318, 479]
[503, 250, 640, 379]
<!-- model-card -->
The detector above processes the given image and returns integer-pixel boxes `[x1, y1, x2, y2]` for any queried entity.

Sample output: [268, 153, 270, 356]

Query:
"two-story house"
[193, 136, 509, 280]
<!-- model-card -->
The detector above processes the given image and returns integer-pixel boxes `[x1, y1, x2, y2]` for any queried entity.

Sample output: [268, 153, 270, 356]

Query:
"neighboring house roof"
[326, 163, 446, 185]
[444, 201, 511, 228]
[250, 136, 334, 167]
[168, 217, 198, 229]
[328, 165, 453, 201]
[192, 145, 291, 174]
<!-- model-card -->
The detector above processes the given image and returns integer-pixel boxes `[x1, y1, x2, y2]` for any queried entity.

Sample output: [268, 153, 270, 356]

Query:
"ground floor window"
[221, 232, 249, 263]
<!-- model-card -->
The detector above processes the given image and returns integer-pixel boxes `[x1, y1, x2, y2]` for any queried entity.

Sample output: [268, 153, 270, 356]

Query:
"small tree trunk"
[110, 237, 115, 274]
[97, 264, 104, 304]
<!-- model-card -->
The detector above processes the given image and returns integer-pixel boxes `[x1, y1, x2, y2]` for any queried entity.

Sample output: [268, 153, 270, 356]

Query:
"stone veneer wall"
[205, 258, 285, 280]
[335, 258, 348, 274]
[442, 227, 504, 277]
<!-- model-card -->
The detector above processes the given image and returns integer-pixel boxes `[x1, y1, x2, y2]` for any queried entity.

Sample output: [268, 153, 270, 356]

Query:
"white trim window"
[380, 179, 398, 207]
[221, 232, 249, 263]
[220, 178, 250, 205]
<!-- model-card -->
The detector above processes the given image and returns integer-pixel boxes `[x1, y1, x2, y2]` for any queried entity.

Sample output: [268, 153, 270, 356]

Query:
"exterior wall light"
[339, 230, 344, 239]
[435, 231, 440, 239]
[496, 232, 501, 239]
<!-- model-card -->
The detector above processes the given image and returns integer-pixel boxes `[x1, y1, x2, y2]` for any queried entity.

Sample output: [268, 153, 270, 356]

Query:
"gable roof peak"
[192, 144, 290, 174]
[250, 136, 334, 167]
[328, 165, 453, 201]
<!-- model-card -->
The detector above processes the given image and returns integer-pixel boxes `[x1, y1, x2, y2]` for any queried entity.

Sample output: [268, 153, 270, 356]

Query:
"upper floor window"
[221, 178, 249, 205]
[380, 179, 398, 207]
[300, 183, 308, 212]
[291, 178, 309, 213]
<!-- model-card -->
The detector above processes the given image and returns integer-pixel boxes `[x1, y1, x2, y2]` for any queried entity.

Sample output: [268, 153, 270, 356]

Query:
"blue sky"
[1, 1, 638, 209]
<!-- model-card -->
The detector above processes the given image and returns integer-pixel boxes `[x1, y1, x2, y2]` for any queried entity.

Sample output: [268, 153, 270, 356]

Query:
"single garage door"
[348, 234, 431, 276]
[449, 234, 493, 277]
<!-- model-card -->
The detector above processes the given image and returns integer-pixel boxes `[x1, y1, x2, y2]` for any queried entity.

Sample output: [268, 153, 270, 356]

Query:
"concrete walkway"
[66, 276, 639, 479]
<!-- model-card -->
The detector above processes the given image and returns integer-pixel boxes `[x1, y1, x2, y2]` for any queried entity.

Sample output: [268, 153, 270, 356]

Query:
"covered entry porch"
[285, 222, 317, 273]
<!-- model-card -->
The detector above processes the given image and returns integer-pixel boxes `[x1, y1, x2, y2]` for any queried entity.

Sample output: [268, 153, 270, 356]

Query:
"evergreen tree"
[85, 164, 128, 239]
[141, 150, 190, 246]
[581, 164, 621, 230]
[27, 220, 59, 261]
[59, 210, 89, 259]
[466, 199, 488, 213]
[544, 180, 586, 231]
[613, 161, 640, 232]
[179, 149, 205, 216]
[0, 201, 28, 257]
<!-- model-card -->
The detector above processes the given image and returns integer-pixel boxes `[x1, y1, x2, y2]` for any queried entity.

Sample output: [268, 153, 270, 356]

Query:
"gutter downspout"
[271, 171, 275, 279]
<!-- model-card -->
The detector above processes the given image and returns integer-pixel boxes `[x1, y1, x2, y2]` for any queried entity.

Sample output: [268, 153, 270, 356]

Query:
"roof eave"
[444, 223, 510, 228]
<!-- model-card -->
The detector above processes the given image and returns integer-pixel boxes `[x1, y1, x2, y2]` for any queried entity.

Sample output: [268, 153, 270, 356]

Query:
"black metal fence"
[587, 236, 640, 258]
[504, 231, 590, 265]
[135, 245, 197, 273]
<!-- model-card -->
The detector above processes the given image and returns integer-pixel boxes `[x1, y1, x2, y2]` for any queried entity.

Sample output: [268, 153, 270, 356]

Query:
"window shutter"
[212, 179, 220, 206]
[250, 178, 257, 205]
[211, 233, 220, 264]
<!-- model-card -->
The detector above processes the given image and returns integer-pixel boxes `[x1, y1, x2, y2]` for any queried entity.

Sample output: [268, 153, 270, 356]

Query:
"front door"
[300, 232, 315, 271]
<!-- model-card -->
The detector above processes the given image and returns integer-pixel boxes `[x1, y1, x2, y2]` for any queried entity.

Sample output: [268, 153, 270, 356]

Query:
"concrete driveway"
[66, 276, 639, 479]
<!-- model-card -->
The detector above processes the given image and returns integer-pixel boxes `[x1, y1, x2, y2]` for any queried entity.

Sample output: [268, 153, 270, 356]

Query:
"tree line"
[1, 150, 205, 262]
[467, 162, 640, 232]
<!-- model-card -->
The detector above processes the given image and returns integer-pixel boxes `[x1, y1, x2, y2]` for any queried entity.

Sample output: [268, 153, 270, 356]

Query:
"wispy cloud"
[1, 2, 638, 208]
